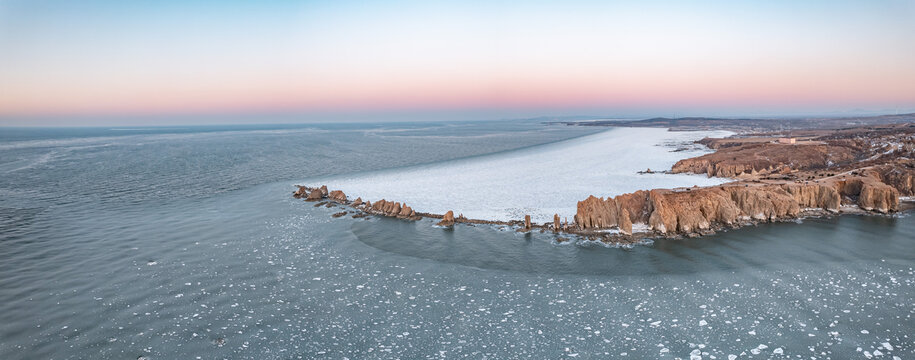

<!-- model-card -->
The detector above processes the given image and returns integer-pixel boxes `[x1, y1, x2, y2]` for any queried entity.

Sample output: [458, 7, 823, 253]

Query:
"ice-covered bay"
[310, 127, 732, 223]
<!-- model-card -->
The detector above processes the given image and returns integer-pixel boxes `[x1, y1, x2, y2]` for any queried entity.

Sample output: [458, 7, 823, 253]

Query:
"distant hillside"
[553, 113, 915, 132]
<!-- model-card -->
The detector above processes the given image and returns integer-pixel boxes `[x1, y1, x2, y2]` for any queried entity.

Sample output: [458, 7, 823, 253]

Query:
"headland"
[295, 113, 915, 243]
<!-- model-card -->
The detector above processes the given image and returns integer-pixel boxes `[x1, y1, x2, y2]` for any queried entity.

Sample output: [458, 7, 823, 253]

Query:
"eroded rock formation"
[618, 209, 632, 235]
[781, 184, 840, 211]
[306, 189, 323, 201]
[575, 178, 901, 236]
[437, 211, 455, 227]
[328, 190, 347, 202]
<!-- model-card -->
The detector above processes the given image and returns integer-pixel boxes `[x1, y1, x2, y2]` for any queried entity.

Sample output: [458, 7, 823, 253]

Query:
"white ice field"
[308, 127, 733, 223]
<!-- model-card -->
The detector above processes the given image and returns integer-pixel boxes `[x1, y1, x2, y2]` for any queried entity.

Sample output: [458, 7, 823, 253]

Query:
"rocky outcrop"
[362, 198, 418, 218]
[833, 177, 900, 213]
[328, 190, 347, 202]
[523, 215, 532, 230]
[575, 195, 619, 229]
[858, 182, 899, 213]
[576, 175, 904, 236]
[615, 190, 651, 224]
[574, 191, 655, 233]
[866, 161, 915, 196]
[399, 204, 414, 217]
[553, 214, 560, 231]
[647, 187, 738, 234]
[437, 211, 455, 227]
[319, 185, 329, 197]
[352, 197, 363, 207]
[306, 189, 323, 201]
[578, 185, 811, 235]
[618, 209, 632, 235]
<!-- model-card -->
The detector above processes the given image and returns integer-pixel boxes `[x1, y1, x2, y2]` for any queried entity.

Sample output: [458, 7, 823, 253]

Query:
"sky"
[1, 0, 914, 125]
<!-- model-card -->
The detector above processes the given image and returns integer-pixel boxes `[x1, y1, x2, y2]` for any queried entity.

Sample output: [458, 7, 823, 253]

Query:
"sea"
[0, 120, 912, 359]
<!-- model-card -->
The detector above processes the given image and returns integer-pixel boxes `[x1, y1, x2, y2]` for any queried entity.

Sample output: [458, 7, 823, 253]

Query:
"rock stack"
[328, 190, 347, 202]
[437, 211, 455, 227]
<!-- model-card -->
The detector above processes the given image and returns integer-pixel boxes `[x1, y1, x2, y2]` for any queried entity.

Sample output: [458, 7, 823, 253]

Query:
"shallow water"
[0, 121, 913, 359]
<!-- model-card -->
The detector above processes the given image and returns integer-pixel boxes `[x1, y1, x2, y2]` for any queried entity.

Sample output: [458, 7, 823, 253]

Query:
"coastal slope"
[575, 123, 915, 237]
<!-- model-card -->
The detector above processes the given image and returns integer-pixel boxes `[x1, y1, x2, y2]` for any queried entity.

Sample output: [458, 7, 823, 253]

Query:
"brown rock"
[399, 204, 413, 217]
[352, 197, 363, 207]
[523, 215, 531, 230]
[383, 201, 396, 214]
[372, 199, 386, 212]
[553, 214, 560, 231]
[306, 189, 323, 201]
[619, 209, 632, 235]
[781, 183, 840, 211]
[858, 182, 899, 213]
[575, 195, 619, 229]
[866, 162, 915, 196]
[328, 190, 346, 202]
[437, 210, 455, 226]
[319, 185, 329, 196]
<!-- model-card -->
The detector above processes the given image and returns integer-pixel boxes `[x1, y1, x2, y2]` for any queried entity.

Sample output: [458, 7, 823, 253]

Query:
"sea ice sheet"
[307, 127, 732, 223]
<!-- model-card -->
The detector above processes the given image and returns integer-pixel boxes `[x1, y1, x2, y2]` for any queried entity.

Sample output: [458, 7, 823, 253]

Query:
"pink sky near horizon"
[1, 0, 914, 120]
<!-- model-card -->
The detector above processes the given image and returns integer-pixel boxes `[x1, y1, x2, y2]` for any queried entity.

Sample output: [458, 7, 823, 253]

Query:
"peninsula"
[295, 114, 915, 243]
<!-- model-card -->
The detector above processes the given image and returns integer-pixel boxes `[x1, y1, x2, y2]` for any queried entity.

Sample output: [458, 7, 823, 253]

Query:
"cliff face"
[833, 178, 899, 213]
[574, 181, 885, 236]
[646, 186, 800, 234]
[781, 184, 840, 211]
[866, 161, 915, 196]
[858, 182, 899, 213]
[575, 195, 619, 229]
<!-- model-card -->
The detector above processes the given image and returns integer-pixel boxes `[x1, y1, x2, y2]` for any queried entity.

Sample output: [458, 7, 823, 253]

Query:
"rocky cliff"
[865, 160, 915, 196]
[574, 179, 896, 236]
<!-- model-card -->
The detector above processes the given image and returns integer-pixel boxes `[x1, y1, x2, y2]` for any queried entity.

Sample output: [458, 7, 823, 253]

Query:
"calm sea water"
[0, 121, 912, 359]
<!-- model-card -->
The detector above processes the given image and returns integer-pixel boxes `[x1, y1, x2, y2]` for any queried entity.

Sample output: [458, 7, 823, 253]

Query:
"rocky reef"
[293, 185, 421, 220]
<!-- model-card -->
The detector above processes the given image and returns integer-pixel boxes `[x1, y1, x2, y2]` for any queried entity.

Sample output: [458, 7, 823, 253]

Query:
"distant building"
[777, 137, 796, 144]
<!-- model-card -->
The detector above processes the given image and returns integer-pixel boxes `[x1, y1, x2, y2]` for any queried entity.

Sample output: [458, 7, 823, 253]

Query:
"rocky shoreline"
[294, 121, 915, 244]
